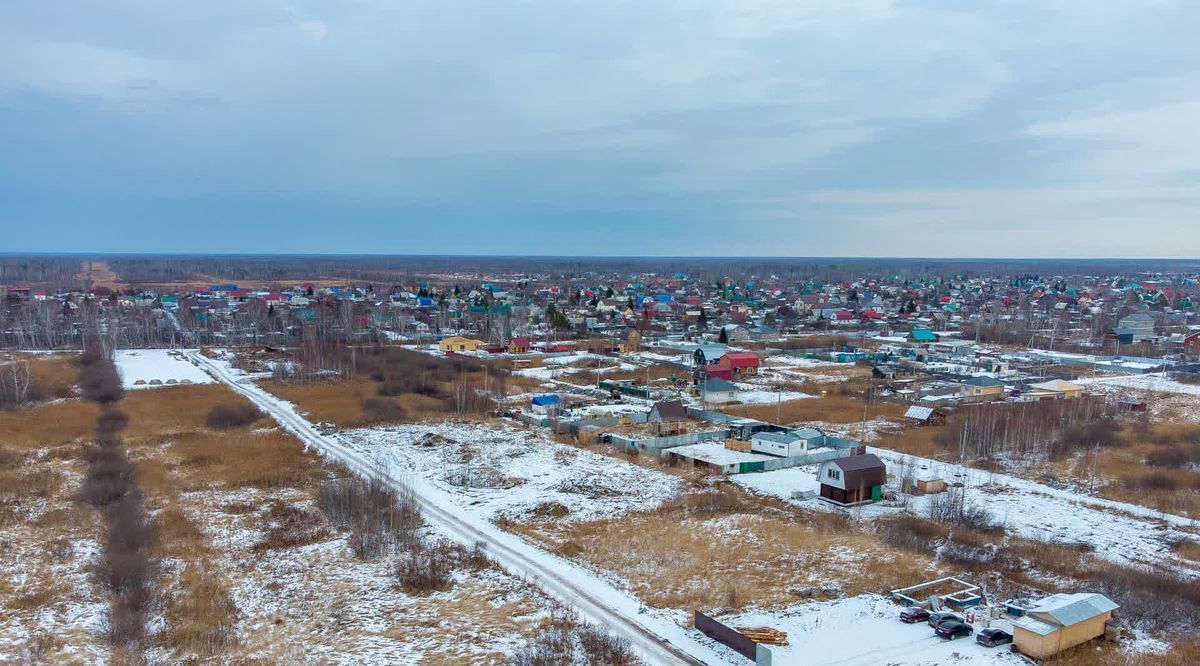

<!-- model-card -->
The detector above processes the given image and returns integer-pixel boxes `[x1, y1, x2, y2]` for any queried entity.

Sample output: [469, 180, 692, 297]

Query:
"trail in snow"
[185, 351, 724, 666]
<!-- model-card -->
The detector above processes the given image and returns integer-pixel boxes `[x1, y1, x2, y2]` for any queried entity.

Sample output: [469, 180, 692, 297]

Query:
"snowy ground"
[697, 595, 1025, 666]
[733, 447, 1200, 579]
[114, 349, 214, 389]
[180, 486, 554, 664]
[513, 352, 638, 381]
[337, 422, 682, 523]
[1078, 373, 1200, 396]
[729, 384, 816, 404]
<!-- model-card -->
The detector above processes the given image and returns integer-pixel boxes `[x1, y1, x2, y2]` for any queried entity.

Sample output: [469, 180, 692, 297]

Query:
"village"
[3, 258, 1199, 664]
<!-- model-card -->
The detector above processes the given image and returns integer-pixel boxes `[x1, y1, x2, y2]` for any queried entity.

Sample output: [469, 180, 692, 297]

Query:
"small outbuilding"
[817, 453, 886, 506]
[530, 394, 561, 415]
[1013, 593, 1118, 659]
[904, 405, 947, 426]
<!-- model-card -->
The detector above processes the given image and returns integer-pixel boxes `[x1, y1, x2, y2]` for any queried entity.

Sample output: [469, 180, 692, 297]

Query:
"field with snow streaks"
[338, 422, 683, 523]
[734, 446, 1200, 580]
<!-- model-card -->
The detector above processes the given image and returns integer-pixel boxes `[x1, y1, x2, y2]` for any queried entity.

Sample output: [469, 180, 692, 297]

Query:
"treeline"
[0, 256, 81, 288]
[934, 397, 1119, 462]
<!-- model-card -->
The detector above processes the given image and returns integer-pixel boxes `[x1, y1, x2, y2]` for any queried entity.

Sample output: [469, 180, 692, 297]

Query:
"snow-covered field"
[177, 486, 554, 663]
[1079, 373, 1200, 396]
[734, 447, 1200, 579]
[114, 349, 214, 389]
[729, 384, 816, 404]
[699, 595, 1025, 666]
[338, 422, 682, 523]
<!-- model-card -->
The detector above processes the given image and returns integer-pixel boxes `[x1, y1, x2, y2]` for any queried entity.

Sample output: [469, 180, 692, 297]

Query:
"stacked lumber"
[724, 439, 752, 452]
[736, 626, 789, 645]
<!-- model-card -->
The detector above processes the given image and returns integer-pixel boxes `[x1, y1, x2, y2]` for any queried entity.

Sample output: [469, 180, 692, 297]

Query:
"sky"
[2, 1, 1199, 257]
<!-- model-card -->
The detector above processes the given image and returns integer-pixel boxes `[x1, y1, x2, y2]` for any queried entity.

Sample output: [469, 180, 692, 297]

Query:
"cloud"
[1, 1, 1199, 255]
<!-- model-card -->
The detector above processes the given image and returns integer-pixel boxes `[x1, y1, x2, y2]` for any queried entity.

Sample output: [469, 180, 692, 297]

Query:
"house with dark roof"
[817, 453, 886, 506]
[957, 376, 1006, 398]
[647, 400, 688, 435]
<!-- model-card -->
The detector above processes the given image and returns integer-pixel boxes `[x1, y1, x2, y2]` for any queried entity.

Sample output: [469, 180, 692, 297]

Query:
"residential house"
[1027, 379, 1085, 400]
[698, 377, 737, 404]
[530, 394, 561, 415]
[693, 344, 728, 366]
[439, 335, 484, 353]
[817, 453, 886, 506]
[1113, 313, 1156, 343]
[618, 328, 642, 353]
[958, 376, 1006, 398]
[910, 328, 937, 343]
[508, 336, 531, 354]
[1013, 593, 1118, 659]
[649, 399, 688, 435]
[719, 352, 760, 376]
[750, 427, 824, 458]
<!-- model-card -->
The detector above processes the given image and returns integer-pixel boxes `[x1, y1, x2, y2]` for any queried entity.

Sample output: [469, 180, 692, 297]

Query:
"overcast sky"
[2, 1, 1199, 257]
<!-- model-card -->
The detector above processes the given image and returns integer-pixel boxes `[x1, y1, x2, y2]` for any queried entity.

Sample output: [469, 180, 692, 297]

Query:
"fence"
[609, 429, 728, 456]
[694, 611, 773, 665]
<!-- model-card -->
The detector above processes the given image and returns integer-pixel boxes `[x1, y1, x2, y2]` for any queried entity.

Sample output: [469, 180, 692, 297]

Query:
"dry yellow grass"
[509, 492, 933, 611]
[0, 399, 99, 450]
[725, 393, 905, 425]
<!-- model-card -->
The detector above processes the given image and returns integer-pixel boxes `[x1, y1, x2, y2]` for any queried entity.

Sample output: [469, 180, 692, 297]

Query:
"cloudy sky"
[2, 1, 1199, 256]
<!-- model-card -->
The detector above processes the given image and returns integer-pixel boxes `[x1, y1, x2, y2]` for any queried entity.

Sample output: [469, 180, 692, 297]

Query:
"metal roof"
[1018, 593, 1118, 631]
[905, 405, 935, 420]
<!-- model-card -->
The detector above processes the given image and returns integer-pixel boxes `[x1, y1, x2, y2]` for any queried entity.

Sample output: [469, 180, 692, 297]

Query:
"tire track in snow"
[187, 351, 717, 666]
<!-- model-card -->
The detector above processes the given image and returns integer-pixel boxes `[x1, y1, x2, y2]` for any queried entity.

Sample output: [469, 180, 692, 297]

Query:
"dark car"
[927, 612, 964, 627]
[899, 607, 931, 623]
[935, 621, 974, 640]
[976, 628, 1013, 647]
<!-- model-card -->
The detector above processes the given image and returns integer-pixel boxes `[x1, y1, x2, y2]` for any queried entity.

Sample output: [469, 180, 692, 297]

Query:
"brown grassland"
[1, 377, 563, 663]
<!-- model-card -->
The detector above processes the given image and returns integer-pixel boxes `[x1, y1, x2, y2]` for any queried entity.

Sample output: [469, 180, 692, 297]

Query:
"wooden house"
[508, 336, 531, 354]
[1013, 593, 1118, 659]
[438, 336, 484, 353]
[817, 454, 886, 506]
[719, 352, 760, 376]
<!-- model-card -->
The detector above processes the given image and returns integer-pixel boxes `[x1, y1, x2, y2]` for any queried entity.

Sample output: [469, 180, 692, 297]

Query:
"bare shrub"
[927, 490, 1003, 533]
[1145, 444, 1200, 469]
[509, 611, 637, 666]
[204, 403, 263, 429]
[875, 514, 946, 553]
[394, 540, 454, 594]
[79, 445, 136, 507]
[317, 476, 422, 560]
[251, 502, 329, 552]
[361, 398, 407, 423]
[95, 405, 129, 439]
[1124, 472, 1179, 491]
[78, 352, 125, 404]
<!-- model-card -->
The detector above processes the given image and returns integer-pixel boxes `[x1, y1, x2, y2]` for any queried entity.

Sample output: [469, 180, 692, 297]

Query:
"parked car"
[976, 628, 1013, 647]
[935, 621, 974, 640]
[927, 612, 964, 627]
[899, 606, 931, 623]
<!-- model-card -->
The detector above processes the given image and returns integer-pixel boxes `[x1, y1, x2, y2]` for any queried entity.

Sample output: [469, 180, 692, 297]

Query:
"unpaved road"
[187, 351, 718, 666]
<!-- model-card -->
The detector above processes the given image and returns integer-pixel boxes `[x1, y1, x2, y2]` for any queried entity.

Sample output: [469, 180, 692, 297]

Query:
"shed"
[904, 405, 946, 426]
[816, 453, 886, 506]
[530, 394, 561, 415]
[1013, 593, 1118, 659]
[699, 378, 737, 404]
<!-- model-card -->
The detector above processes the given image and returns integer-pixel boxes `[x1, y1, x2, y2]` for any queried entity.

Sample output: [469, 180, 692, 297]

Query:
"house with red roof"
[508, 336, 531, 353]
[719, 352, 760, 375]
